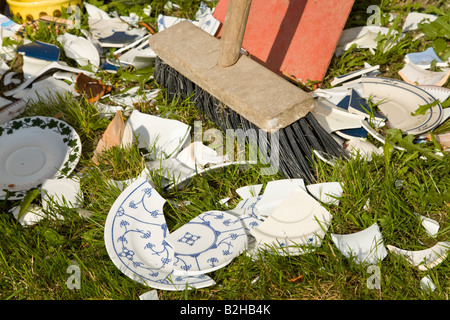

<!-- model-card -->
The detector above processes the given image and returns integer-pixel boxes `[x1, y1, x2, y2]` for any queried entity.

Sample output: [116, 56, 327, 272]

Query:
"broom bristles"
[154, 57, 346, 183]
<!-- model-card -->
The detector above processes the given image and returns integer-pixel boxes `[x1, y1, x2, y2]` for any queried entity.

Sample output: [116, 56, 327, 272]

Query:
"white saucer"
[250, 187, 332, 255]
[361, 77, 443, 135]
[0, 116, 82, 200]
[167, 210, 248, 276]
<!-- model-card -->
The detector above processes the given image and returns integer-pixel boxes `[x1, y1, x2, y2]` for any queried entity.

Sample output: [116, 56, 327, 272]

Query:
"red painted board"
[213, 0, 354, 84]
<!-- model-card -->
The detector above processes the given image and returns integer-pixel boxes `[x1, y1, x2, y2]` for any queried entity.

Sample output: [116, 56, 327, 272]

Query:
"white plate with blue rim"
[104, 177, 215, 290]
[0, 116, 81, 200]
[361, 76, 443, 135]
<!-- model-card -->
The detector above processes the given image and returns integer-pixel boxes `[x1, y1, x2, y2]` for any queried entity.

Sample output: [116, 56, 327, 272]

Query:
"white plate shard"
[41, 177, 83, 210]
[250, 187, 332, 255]
[167, 210, 248, 276]
[57, 33, 100, 71]
[306, 182, 343, 206]
[387, 241, 450, 271]
[361, 77, 443, 135]
[331, 223, 388, 265]
[344, 137, 383, 161]
[419, 215, 440, 237]
[235, 184, 263, 199]
[420, 276, 436, 293]
[398, 62, 450, 87]
[10, 204, 47, 226]
[126, 110, 191, 159]
[312, 97, 366, 134]
[0, 116, 82, 200]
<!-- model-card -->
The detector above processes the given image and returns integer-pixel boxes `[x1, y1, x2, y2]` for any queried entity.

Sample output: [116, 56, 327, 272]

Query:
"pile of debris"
[1, 1, 449, 297]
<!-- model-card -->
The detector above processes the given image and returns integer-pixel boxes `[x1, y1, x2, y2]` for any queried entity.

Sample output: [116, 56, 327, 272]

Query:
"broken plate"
[398, 61, 450, 87]
[235, 184, 263, 200]
[41, 177, 83, 210]
[331, 223, 388, 265]
[312, 97, 366, 134]
[306, 182, 343, 206]
[387, 242, 450, 271]
[0, 99, 26, 125]
[12, 76, 74, 102]
[420, 215, 440, 237]
[405, 47, 448, 69]
[360, 120, 406, 151]
[402, 12, 438, 33]
[57, 33, 100, 71]
[10, 204, 46, 226]
[3, 61, 94, 97]
[330, 65, 380, 86]
[17, 41, 60, 78]
[361, 76, 443, 135]
[167, 210, 248, 276]
[0, 116, 82, 200]
[104, 177, 215, 290]
[250, 187, 332, 255]
[127, 110, 191, 159]
[253, 179, 306, 218]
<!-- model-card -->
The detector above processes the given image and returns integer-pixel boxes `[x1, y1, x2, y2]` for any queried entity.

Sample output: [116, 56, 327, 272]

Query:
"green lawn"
[0, 0, 449, 300]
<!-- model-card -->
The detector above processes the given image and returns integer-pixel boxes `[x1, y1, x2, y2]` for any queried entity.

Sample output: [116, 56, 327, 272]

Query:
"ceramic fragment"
[402, 12, 438, 33]
[250, 187, 332, 255]
[127, 110, 191, 159]
[306, 182, 343, 206]
[405, 47, 448, 69]
[361, 77, 443, 135]
[387, 241, 450, 271]
[167, 210, 248, 276]
[398, 62, 450, 87]
[41, 177, 83, 210]
[420, 276, 436, 293]
[331, 223, 388, 265]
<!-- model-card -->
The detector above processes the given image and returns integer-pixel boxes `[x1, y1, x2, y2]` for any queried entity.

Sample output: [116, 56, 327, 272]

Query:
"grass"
[0, 0, 449, 301]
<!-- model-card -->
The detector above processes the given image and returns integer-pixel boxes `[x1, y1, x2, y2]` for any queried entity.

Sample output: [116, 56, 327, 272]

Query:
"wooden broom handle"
[218, 0, 252, 67]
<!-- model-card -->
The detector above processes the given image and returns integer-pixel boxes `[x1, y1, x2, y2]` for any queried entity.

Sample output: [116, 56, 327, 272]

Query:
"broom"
[149, 0, 345, 183]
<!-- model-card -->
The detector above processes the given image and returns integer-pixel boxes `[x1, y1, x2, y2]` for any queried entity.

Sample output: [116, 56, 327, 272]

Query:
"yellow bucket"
[6, 0, 82, 21]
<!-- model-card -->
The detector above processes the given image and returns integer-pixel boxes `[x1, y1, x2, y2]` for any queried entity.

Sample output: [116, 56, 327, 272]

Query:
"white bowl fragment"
[387, 241, 450, 271]
[331, 223, 388, 265]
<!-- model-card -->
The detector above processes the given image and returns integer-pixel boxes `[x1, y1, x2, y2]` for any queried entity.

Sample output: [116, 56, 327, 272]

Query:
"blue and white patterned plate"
[0, 116, 81, 200]
[104, 177, 215, 290]
[167, 210, 248, 276]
